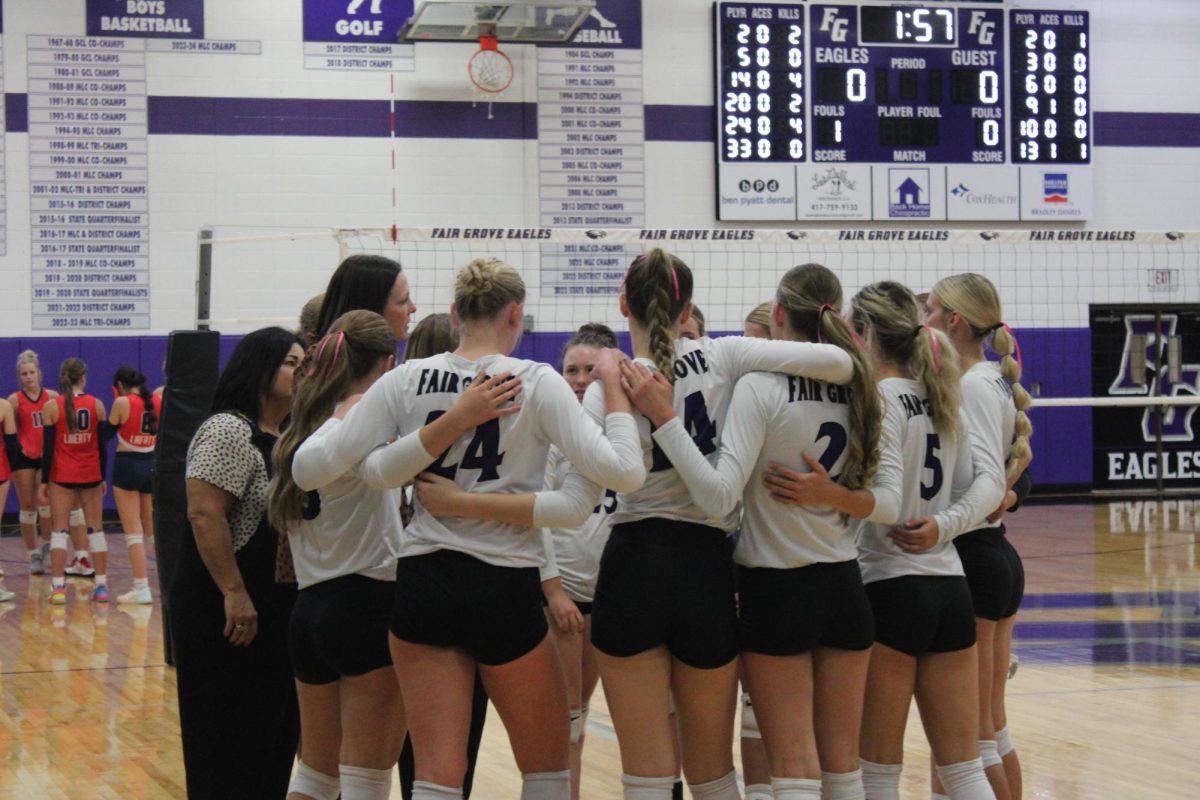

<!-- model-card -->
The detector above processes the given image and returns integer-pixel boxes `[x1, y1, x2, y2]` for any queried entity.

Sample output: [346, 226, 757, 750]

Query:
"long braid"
[623, 249, 693, 381]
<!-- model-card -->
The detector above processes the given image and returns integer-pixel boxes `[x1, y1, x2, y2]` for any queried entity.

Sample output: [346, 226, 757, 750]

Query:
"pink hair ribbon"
[332, 330, 346, 362]
[670, 267, 681, 301]
[307, 330, 345, 376]
[1002, 323, 1022, 370]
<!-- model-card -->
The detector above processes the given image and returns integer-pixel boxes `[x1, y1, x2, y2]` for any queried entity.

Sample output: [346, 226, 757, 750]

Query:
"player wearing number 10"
[293, 258, 646, 800]
[643, 264, 881, 800]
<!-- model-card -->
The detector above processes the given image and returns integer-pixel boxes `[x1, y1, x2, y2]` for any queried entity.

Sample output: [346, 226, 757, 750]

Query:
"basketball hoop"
[468, 26, 513, 119]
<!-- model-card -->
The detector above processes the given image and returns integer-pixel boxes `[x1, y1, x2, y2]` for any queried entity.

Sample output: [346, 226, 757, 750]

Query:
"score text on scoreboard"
[715, 2, 1093, 223]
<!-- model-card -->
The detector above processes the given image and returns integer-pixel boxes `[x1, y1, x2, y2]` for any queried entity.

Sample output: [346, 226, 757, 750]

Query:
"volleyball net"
[195, 225, 1200, 493]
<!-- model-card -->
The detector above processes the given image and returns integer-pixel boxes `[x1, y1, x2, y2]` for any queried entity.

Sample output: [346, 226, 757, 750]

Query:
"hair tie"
[988, 321, 1005, 333]
[816, 303, 836, 343]
[332, 330, 346, 362]
[670, 267, 681, 301]
[925, 325, 942, 373]
[1001, 322, 1022, 370]
[307, 330, 345, 376]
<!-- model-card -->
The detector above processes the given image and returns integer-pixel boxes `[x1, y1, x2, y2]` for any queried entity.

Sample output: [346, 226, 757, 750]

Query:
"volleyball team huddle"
[273, 250, 1032, 800]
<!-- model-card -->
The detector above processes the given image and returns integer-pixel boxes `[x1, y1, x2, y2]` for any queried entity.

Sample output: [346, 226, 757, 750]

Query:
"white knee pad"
[741, 690, 762, 739]
[936, 758, 992, 800]
[288, 760, 340, 800]
[125, 533, 145, 548]
[569, 706, 585, 744]
[521, 770, 571, 800]
[20, 509, 38, 526]
[87, 531, 108, 554]
[621, 774, 676, 800]
[689, 769, 740, 800]
[860, 760, 902, 800]
[978, 739, 1002, 769]
[995, 725, 1014, 757]
[411, 781, 464, 799]
[340, 764, 392, 800]
[50, 530, 70, 551]
[69, 508, 86, 527]
[39, 505, 51, 520]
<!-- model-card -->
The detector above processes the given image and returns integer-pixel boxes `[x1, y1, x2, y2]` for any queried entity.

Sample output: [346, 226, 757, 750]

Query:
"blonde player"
[623, 264, 880, 800]
[926, 274, 1033, 800]
[588, 249, 854, 800]
[769, 281, 1005, 800]
[744, 303, 772, 339]
[292, 258, 646, 800]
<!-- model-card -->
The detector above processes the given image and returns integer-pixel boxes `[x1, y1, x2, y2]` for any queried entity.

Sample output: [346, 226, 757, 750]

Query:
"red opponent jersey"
[16, 389, 51, 459]
[50, 395, 102, 484]
[117, 392, 161, 453]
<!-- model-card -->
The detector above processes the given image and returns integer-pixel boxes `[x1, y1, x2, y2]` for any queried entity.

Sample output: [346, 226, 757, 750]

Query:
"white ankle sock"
[287, 760, 340, 800]
[860, 760, 901, 800]
[621, 774, 676, 800]
[746, 784, 774, 800]
[689, 769, 741, 800]
[821, 770, 865, 800]
[936, 758, 994, 800]
[771, 777, 821, 799]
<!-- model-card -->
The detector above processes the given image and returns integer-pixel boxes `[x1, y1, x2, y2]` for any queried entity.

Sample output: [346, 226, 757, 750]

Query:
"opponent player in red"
[109, 367, 162, 604]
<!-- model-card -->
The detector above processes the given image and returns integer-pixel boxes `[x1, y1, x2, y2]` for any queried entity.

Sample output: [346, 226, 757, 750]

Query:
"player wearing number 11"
[293, 258, 646, 800]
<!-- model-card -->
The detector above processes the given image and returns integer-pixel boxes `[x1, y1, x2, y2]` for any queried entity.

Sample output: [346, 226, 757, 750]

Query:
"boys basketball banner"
[1091, 305, 1200, 490]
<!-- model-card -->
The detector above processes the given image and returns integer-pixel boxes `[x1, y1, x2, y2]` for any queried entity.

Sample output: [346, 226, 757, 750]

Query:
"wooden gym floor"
[0, 499, 1197, 798]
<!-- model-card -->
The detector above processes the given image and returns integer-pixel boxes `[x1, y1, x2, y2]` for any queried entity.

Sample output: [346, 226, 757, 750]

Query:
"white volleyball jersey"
[583, 335, 854, 531]
[545, 445, 616, 601]
[289, 417, 402, 590]
[961, 361, 1017, 533]
[653, 370, 857, 568]
[293, 352, 643, 569]
[856, 378, 1005, 584]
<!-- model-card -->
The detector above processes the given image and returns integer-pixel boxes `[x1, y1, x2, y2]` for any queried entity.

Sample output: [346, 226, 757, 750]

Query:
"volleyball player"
[768, 281, 1005, 800]
[926, 275, 1033, 800]
[583, 250, 855, 800]
[744, 303, 772, 339]
[268, 311, 408, 800]
[41, 358, 111, 604]
[10, 351, 57, 574]
[293, 258, 646, 800]
[108, 367, 161, 605]
[622, 264, 879, 800]
[680, 306, 705, 340]
[0, 397, 15, 599]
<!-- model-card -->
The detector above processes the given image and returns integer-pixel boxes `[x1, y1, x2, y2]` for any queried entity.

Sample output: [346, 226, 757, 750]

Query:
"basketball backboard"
[399, 1, 596, 43]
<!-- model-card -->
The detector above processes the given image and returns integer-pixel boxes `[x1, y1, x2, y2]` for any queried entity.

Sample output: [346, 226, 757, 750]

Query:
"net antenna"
[399, 1, 596, 118]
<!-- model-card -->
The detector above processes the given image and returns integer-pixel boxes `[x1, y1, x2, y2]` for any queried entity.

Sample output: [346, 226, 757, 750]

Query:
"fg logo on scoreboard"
[967, 11, 996, 45]
[818, 8, 849, 43]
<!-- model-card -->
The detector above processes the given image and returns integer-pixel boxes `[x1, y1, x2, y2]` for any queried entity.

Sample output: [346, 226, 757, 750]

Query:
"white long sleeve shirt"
[856, 378, 1005, 584]
[961, 361, 1018, 533]
[579, 335, 854, 532]
[292, 352, 644, 568]
[544, 445, 616, 601]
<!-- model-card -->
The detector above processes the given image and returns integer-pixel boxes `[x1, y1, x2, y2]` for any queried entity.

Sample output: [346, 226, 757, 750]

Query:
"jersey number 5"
[920, 433, 944, 501]
[649, 391, 717, 472]
[423, 411, 504, 482]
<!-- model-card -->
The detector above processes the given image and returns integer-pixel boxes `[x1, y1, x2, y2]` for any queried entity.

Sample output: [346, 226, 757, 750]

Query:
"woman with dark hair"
[169, 326, 305, 800]
[108, 366, 162, 604]
[318, 254, 416, 341]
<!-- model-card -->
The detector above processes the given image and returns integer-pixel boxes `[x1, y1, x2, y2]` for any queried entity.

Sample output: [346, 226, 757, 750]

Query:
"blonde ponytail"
[777, 264, 881, 491]
[622, 249, 693, 382]
[932, 273, 1033, 479]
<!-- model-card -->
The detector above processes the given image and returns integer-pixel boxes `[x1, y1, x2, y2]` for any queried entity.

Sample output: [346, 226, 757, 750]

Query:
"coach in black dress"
[168, 327, 304, 800]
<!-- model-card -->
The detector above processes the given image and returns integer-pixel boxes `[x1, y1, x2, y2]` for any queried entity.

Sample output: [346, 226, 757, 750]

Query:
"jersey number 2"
[649, 391, 717, 472]
[424, 411, 504, 482]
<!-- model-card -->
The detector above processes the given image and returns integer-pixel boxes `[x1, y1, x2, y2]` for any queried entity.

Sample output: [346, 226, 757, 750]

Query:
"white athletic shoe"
[1008, 653, 1020, 679]
[0, 585, 15, 602]
[117, 586, 153, 605]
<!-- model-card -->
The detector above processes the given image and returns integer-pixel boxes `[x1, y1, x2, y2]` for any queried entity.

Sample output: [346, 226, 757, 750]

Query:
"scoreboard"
[715, 2, 1092, 221]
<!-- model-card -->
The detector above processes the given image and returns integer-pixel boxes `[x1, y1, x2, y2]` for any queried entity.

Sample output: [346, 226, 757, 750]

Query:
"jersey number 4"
[423, 411, 504, 482]
[649, 391, 717, 472]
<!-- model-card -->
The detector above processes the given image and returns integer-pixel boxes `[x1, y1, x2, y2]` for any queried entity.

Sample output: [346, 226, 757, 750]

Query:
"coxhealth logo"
[951, 182, 1016, 206]
[1043, 173, 1069, 203]
[888, 168, 930, 218]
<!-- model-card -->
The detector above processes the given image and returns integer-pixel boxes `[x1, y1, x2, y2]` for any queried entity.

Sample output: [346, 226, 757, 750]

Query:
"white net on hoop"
[468, 40, 513, 119]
